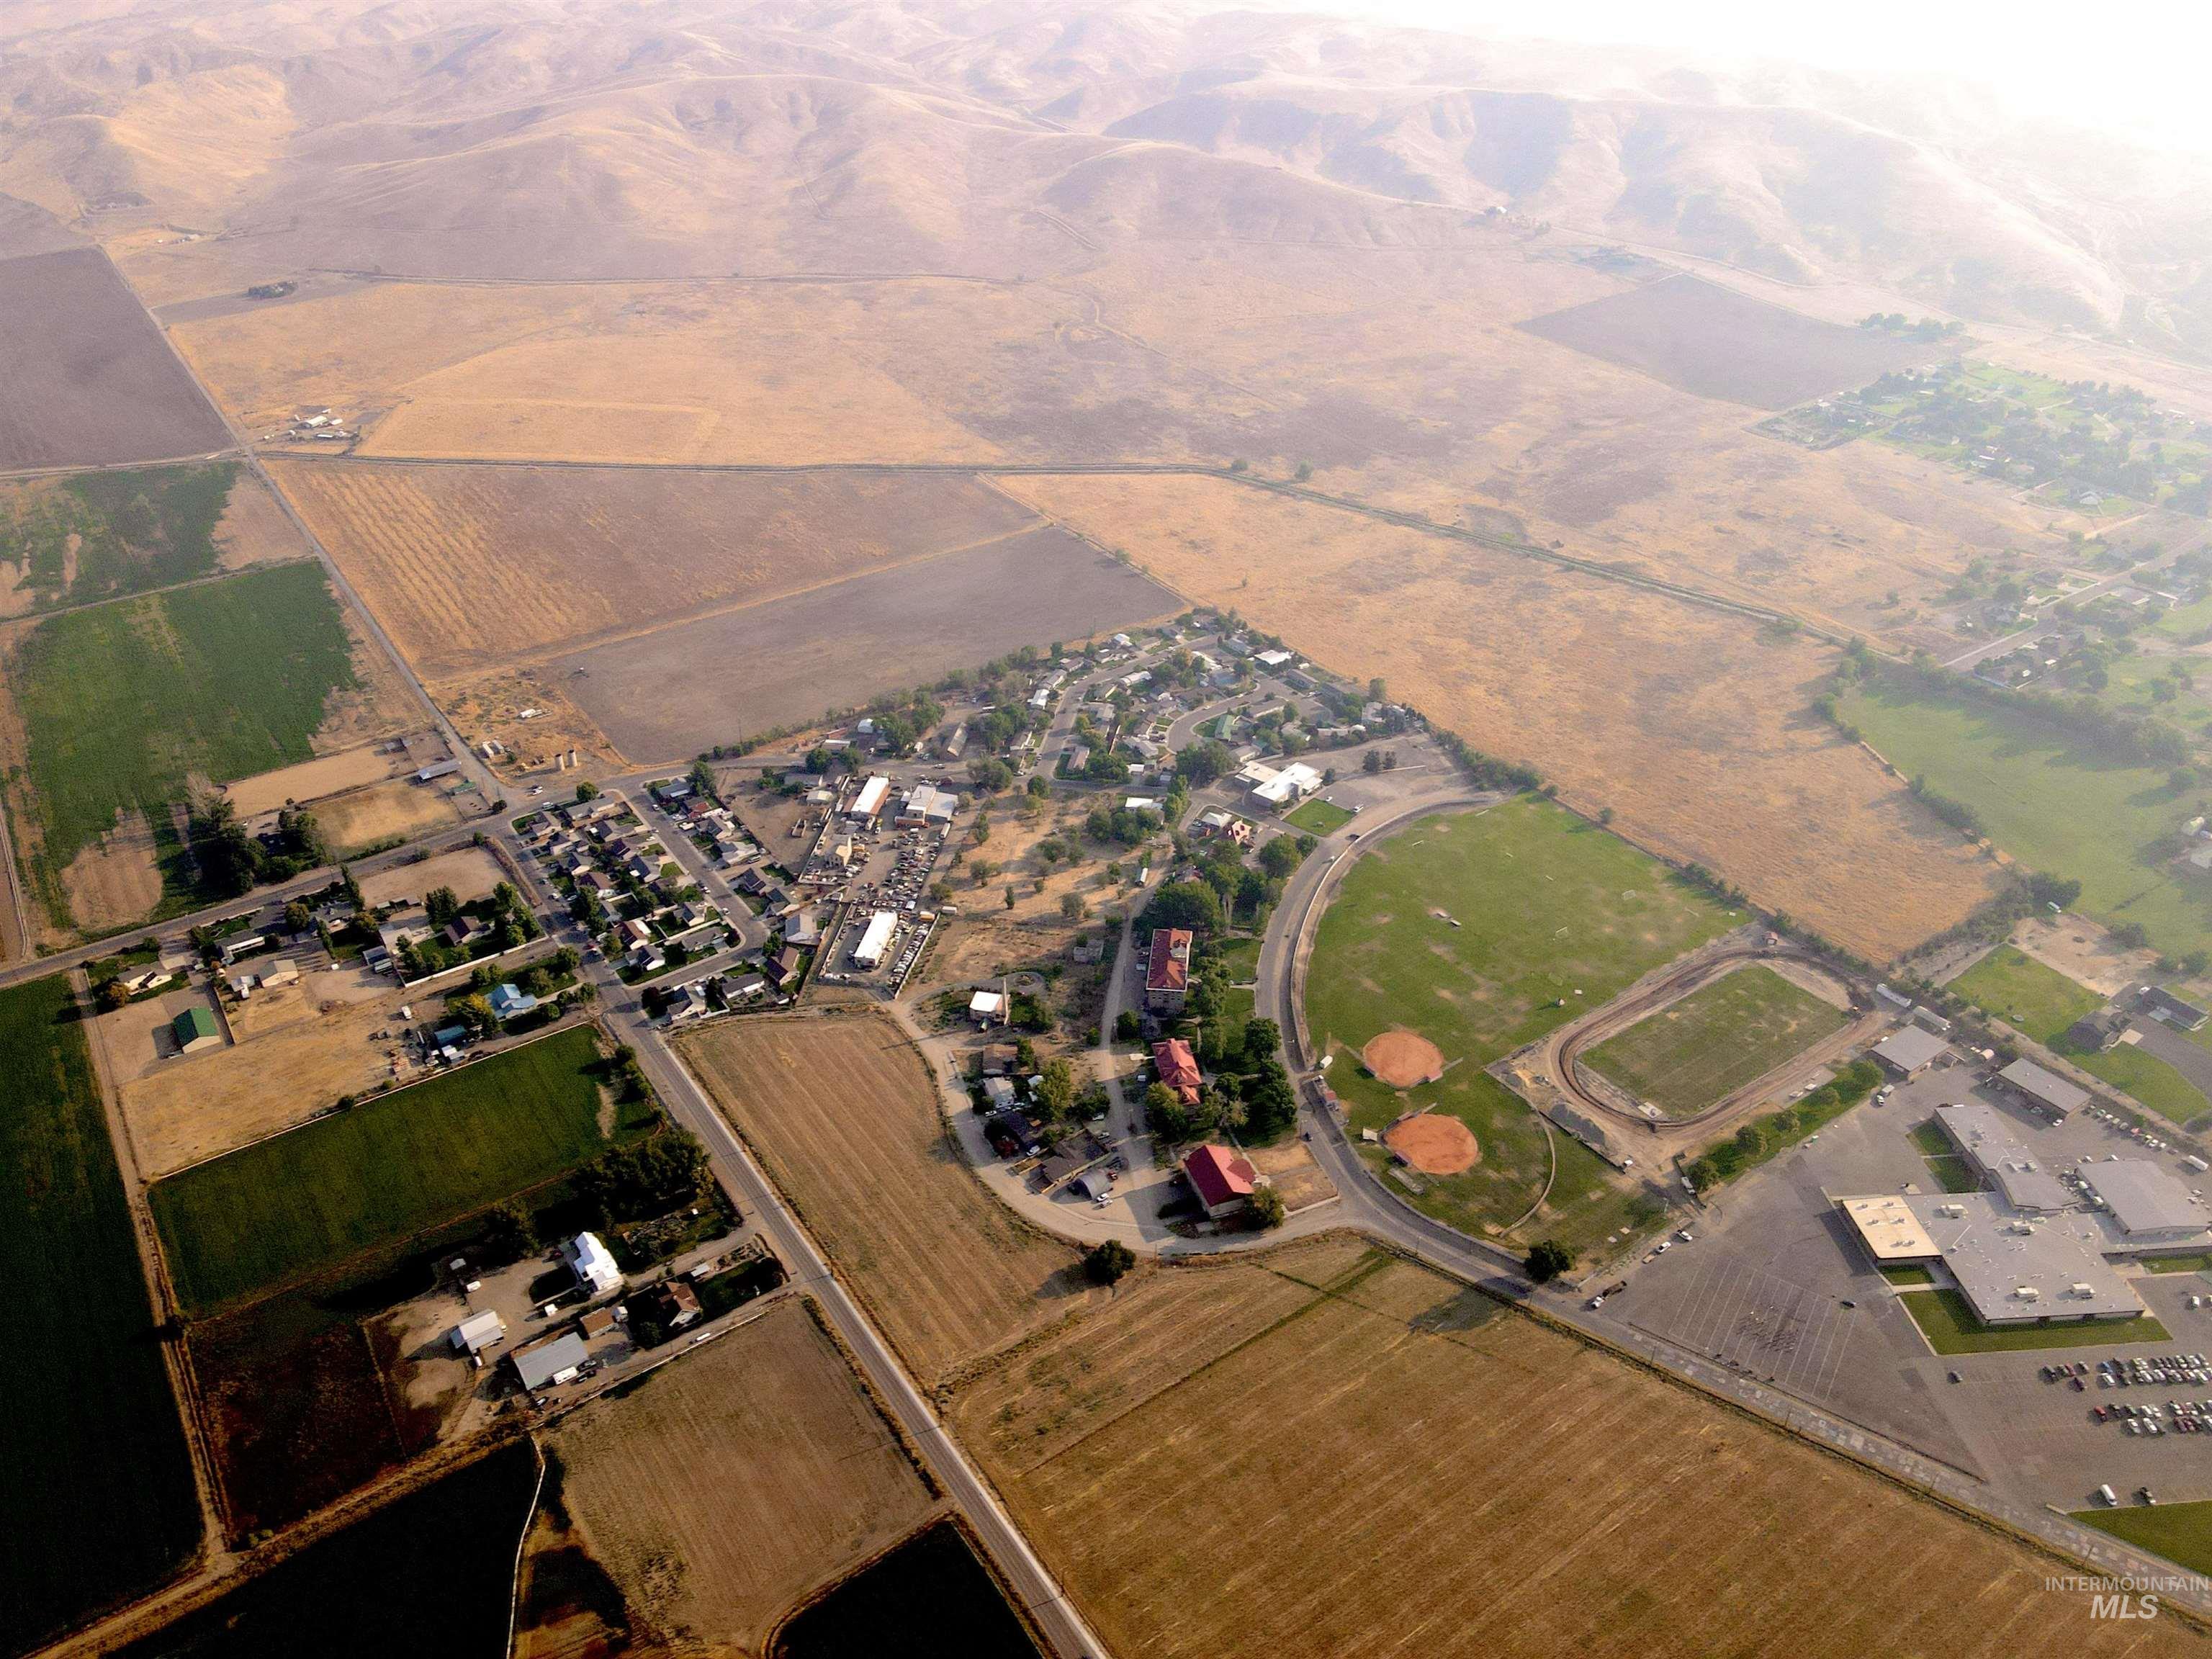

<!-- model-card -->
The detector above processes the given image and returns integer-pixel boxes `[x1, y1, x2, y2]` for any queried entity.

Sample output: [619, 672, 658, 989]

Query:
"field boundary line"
[501, 1439, 547, 1659]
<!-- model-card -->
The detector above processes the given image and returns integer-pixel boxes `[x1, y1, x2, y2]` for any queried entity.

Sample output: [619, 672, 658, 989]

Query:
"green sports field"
[1899, 1287, 2170, 1354]
[1950, 945, 2209, 1125]
[150, 1024, 631, 1316]
[0, 975, 200, 1654]
[1305, 795, 1735, 1251]
[1581, 964, 1847, 1118]
[1839, 678, 2212, 961]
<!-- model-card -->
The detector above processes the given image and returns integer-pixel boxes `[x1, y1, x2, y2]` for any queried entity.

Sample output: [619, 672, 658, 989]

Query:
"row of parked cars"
[2093, 1398, 2212, 1437]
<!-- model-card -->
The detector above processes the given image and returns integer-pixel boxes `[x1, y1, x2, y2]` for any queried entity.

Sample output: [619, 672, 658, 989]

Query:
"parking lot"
[1604, 1055, 2212, 1509]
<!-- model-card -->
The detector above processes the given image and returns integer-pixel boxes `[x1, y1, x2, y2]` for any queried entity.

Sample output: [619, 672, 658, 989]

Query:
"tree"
[969, 757, 1014, 794]
[1142, 879, 1224, 936]
[1257, 836, 1303, 880]
[1246, 1185, 1286, 1228]
[1084, 1239, 1136, 1285]
[1174, 739, 1236, 786]
[575, 781, 600, 802]
[1060, 891, 1089, 921]
[1367, 678, 1388, 703]
[1115, 1009, 1141, 1040]
[688, 758, 718, 801]
[970, 858, 997, 886]
[1523, 1239, 1575, 1283]
[1362, 748, 1382, 774]
[1004, 884, 1018, 910]
[1026, 775, 1050, 800]
[282, 900, 313, 936]
[1038, 1058, 1078, 1120]
[96, 976, 130, 1013]
[424, 886, 459, 927]
[451, 992, 498, 1038]
[480, 1200, 537, 1265]
[1144, 1081, 1193, 1141]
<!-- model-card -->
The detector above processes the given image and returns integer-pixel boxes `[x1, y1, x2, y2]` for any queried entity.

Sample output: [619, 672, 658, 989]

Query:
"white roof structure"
[513, 1331, 590, 1391]
[853, 909, 898, 968]
[451, 1309, 508, 1354]
[900, 783, 957, 824]
[1246, 761, 1323, 808]
[968, 989, 1007, 1019]
[563, 1231, 622, 1295]
[2083, 1159, 2208, 1239]
[848, 775, 891, 819]
[1912, 1193, 2141, 1325]
[1837, 1195, 1937, 1260]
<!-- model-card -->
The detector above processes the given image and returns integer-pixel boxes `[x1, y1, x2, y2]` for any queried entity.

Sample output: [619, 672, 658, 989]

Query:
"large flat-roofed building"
[2083, 1159, 2210, 1242]
[1996, 1057, 2090, 1119]
[1871, 1025, 1949, 1079]
[853, 909, 898, 969]
[1934, 1101, 2072, 1211]
[1836, 1192, 2143, 1325]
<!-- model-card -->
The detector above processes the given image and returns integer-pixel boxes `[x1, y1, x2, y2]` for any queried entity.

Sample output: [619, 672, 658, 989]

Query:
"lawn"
[1921, 1153, 1982, 1193]
[150, 1024, 634, 1316]
[1285, 796, 1354, 836]
[1950, 945, 2209, 1125]
[1208, 935, 1262, 984]
[1879, 1264, 1937, 1287]
[6, 559, 359, 928]
[1581, 963, 1846, 1118]
[1899, 1288, 2170, 1354]
[2142, 1253, 2212, 1274]
[0, 975, 200, 1655]
[1839, 678, 2212, 961]
[2072, 1501, 2212, 1578]
[1304, 795, 1735, 1248]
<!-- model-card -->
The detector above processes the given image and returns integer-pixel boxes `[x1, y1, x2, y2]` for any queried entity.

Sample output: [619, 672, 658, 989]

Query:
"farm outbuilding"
[853, 910, 898, 969]
[1183, 1143, 1259, 1220]
[1870, 1026, 1948, 1079]
[513, 1331, 590, 1391]
[451, 1309, 507, 1355]
[171, 1005, 222, 1056]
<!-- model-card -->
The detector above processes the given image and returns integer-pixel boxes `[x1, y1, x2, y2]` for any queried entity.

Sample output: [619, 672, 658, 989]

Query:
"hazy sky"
[1320, 0, 2212, 155]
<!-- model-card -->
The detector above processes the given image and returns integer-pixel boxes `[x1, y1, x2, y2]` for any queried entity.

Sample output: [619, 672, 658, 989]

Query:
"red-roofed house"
[1183, 1143, 1258, 1220]
[1145, 928, 1193, 1013]
[1152, 1038, 1202, 1106]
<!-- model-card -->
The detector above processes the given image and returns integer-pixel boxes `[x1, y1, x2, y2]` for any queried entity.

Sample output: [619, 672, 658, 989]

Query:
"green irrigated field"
[1838, 679, 2212, 960]
[0, 975, 200, 1655]
[1900, 1288, 2170, 1354]
[6, 559, 359, 927]
[1304, 796, 1735, 1249]
[151, 1024, 627, 1316]
[0, 463, 239, 611]
[1582, 964, 1846, 1118]
[1950, 945, 2209, 1125]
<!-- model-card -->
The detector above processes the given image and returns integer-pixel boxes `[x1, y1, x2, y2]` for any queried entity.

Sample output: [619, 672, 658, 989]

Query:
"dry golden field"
[269, 458, 1049, 679]
[680, 1011, 1099, 1388]
[223, 744, 395, 817]
[546, 1297, 938, 1654]
[954, 1243, 2209, 1659]
[999, 472, 1996, 961]
[313, 778, 464, 855]
[356, 844, 505, 909]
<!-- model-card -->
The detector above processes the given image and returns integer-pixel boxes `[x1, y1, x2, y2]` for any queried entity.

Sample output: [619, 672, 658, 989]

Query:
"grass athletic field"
[1840, 678, 2212, 961]
[1951, 945, 2209, 1125]
[0, 976, 199, 1655]
[150, 1024, 622, 1316]
[953, 1238, 2193, 1659]
[1900, 1287, 2171, 1354]
[4, 559, 359, 930]
[1304, 796, 1733, 1246]
[1582, 963, 1847, 1118]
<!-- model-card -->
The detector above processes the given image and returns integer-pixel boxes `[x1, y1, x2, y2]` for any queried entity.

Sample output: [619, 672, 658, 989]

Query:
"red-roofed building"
[1152, 1038, 1202, 1106]
[1145, 928, 1193, 1013]
[1183, 1143, 1258, 1219]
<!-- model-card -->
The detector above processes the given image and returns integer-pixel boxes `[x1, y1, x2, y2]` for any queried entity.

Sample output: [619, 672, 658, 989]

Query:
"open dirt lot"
[225, 744, 398, 817]
[556, 526, 1182, 762]
[548, 1298, 937, 1653]
[680, 1011, 1099, 1388]
[1002, 474, 1996, 962]
[1519, 273, 1938, 410]
[955, 1241, 2211, 1659]
[357, 845, 505, 909]
[271, 459, 1049, 680]
[315, 778, 465, 853]
[0, 247, 233, 470]
[116, 967, 423, 1177]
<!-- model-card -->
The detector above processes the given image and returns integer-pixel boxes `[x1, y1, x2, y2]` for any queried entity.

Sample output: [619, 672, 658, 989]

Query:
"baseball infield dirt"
[1383, 1111, 1479, 1175]
[1363, 1029, 1445, 1088]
